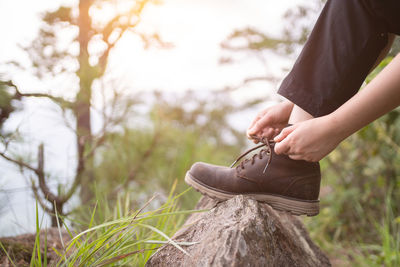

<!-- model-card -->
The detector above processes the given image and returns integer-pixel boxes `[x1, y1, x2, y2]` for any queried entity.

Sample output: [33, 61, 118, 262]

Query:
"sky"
[0, 0, 299, 94]
[0, 0, 310, 235]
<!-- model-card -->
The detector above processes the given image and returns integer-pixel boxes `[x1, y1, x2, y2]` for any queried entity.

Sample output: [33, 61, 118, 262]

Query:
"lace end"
[262, 162, 269, 173]
[229, 160, 238, 168]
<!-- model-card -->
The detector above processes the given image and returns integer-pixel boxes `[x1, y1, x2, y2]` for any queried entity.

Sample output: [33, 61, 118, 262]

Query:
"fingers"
[273, 126, 295, 155]
[247, 119, 260, 139]
[247, 122, 258, 138]
[273, 126, 317, 162]
[247, 110, 267, 134]
[274, 137, 290, 155]
[249, 135, 260, 144]
[246, 129, 257, 140]
[262, 128, 275, 140]
[274, 126, 294, 142]
[248, 127, 278, 143]
[248, 115, 274, 136]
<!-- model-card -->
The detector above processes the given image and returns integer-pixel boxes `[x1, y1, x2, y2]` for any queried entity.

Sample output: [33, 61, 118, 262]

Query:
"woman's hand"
[247, 100, 294, 143]
[273, 115, 344, 162]
[273, 53, 400, 162]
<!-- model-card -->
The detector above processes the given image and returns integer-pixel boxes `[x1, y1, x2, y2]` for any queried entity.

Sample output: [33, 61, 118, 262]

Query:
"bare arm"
[332, 51, 400, 140]
[248, 34, 395, 143]
[274, 52, 400, 162]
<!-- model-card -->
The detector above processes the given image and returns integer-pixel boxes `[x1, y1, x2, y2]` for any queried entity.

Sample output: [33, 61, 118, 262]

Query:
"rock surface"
[147, 195, 331, 267]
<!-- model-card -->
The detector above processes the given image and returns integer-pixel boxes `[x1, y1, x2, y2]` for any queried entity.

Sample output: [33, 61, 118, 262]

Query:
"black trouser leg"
[277, 0, 400, 117]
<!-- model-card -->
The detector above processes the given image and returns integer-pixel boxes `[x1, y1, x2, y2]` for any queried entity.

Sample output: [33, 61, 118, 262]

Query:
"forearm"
[272, 36, 397, 162]
[329, 53, 400, 140]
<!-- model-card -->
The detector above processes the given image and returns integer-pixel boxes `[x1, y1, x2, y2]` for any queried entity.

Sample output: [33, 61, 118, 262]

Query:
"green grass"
[0, 200, 48, 266]
[1, 182, 204, 266]
[57, 182, 204, 266]
[6, 178, 398, 266]
[304, 184, 400, 266]
[352, 192, 400, 266]
[0, 241, 16, 267]
[31, 200, 48, 266]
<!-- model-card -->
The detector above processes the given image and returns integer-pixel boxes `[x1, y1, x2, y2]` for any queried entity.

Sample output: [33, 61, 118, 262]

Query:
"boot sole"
[185, 172, 319, 216]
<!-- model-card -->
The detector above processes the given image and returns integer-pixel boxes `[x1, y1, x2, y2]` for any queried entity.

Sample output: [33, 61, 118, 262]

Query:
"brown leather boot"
[185, 140, 321, 216]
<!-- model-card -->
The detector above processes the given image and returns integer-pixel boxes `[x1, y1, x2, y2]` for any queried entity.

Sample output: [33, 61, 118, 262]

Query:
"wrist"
[324, 113, 350, 142]
[282, 99, 295, 117]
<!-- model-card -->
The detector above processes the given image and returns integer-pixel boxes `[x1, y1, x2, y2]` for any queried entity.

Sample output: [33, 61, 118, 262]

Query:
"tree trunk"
[76, 0, 95, 204]
[146, 195, 331, 267]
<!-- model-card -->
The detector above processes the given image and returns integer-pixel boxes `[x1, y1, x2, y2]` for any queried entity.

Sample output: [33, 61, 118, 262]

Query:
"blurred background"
[0, 0, 399, 265]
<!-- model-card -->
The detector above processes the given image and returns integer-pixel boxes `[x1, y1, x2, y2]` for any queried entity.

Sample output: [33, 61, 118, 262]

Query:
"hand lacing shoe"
[185, 138, 321, 216]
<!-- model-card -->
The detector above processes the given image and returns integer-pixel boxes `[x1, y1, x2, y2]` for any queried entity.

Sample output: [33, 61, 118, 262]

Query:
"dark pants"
[278, 0, 400, 117]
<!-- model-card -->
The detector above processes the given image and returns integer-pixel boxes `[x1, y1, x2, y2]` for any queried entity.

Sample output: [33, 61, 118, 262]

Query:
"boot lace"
[230, 137, 273, 173]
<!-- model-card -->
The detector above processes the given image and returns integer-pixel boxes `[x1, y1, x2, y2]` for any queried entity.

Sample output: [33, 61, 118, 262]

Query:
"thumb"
[274, 125, 295, 142]
[274, 135, 290, 155]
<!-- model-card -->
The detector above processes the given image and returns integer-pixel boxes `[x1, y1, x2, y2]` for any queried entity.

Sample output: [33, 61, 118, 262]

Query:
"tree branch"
[30, 179, 54, 214]
[60, 135, 87, 203]
[37, 144, 62, 203]
[0, 151, 38, 173]
[0, 144, 63, 205]
[97, 0, 149, 76]
[0, 80, 74, 109]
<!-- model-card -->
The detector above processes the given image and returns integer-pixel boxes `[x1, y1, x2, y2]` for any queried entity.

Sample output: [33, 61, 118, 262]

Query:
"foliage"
[58, 184, 200, 266]
[0, 0, 166, 225]
[0, 80, 21, 132]
[1, 184, 203, 266]
[1, 0, 399, 265]
[220, 1, 325, 71]
[354, 193, 400, 266]
[0, 84, 14, 128]
[303, 57, 400, 266]
[220, 1, 400, 264]
[76, 90, 252, 217]
[31, 201, 48, 266]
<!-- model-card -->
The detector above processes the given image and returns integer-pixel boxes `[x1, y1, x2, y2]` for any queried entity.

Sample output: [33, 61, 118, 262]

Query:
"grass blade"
[137, 223, 189, 256]
[0, 241, 16, 267]
[96, 247, 159, 267]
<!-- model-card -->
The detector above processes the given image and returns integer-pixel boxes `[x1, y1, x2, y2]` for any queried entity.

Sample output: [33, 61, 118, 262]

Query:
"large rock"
[147, 195, 331, 267]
